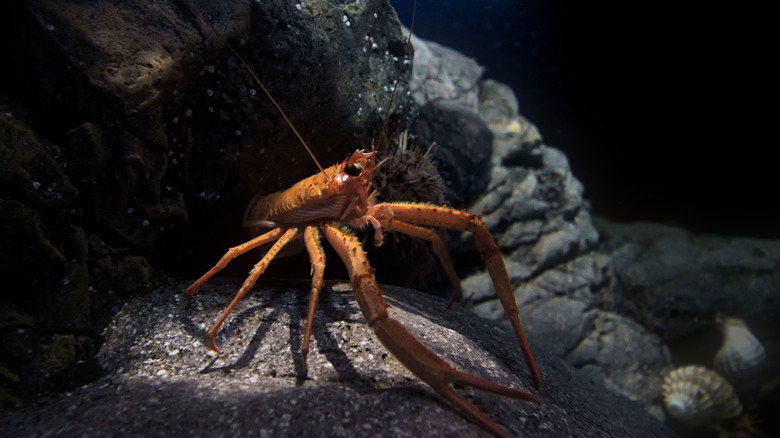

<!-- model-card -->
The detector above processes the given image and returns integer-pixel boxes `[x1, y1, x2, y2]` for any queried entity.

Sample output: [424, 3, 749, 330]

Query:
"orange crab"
[184, 2, 541, 436]
[186, 148, 540, 437]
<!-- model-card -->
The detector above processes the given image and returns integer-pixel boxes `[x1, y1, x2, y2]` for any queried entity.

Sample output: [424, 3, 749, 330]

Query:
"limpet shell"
[713, 316, 766, 391]
[662, 365, 742, 426]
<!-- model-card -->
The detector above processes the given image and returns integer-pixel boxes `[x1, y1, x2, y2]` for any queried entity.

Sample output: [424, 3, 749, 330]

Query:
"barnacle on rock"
[662, 365, 742, 427]
[713, 316, 767, 394]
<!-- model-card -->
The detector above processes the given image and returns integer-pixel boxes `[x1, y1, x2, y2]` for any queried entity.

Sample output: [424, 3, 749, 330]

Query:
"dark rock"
[0, 0, 413, 403]
[0, 279, 676, 437]
[415, 99, 493, 206]
[595, 217, 780, 366]
[405, 36, 682, 421]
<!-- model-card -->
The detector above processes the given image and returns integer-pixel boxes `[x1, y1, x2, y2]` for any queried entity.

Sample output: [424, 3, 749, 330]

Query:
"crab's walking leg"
[200, 228, 298, 353]
[379, 220, 463, 309]
[301, 225, 325, 375]
[321, 223, 538, 438]
[185, 228, 285, 298]
[373, 203, 541, 389]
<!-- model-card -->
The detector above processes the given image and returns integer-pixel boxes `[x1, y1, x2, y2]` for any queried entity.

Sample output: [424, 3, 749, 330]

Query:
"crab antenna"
[187, 5, 325, 175]
[376, 0, 417, 152]
[220, 44, 325, 174]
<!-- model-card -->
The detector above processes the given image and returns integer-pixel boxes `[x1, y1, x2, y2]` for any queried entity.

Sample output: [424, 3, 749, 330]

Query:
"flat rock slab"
[0, 279, 675, 437]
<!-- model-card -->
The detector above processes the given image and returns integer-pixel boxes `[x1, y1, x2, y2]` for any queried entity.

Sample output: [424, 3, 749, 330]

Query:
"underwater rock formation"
[0, 280, 676, 437]
[597, 219, 780, 431]
[1, 0, 411, 404]
[415, 98, 493, 207]
[2, 0, 778, 435]
[407, 31, 492, 207]
[406, 29, 780, 429]
[598, 219, 780, 344]
[406, 29, 667, 418]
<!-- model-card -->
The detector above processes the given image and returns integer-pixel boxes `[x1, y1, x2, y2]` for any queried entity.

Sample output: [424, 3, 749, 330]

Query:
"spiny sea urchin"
[368, 131, 449, 293]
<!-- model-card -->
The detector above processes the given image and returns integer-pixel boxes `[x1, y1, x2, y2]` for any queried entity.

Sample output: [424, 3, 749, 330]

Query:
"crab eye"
[344, 162, 362, 177]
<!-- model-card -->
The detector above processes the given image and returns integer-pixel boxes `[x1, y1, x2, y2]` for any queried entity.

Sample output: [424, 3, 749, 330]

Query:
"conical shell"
[662, 365, 742, 426]
[713, 316, 766, 390]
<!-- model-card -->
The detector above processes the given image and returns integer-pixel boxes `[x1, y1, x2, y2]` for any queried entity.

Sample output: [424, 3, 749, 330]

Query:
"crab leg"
[372, 203, 541, 389]
[196, 228, 298, 353]
[321, 223, 538, 438]
[380, 220, 464, 309]
[301, 225, 325, 375]
[185, 228, 286, 298]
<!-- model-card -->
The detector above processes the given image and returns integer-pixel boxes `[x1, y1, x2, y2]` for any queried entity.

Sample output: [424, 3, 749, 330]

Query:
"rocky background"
[0, 0, 778, 437]
[2, 279, 677, 437]
[1, 0, 412, 403]
[409, 31, 780, 435]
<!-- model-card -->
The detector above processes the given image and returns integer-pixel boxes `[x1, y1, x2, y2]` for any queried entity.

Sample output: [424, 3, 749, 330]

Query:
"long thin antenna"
[187, 4, 325, 175]
[376, 0, 417, 151]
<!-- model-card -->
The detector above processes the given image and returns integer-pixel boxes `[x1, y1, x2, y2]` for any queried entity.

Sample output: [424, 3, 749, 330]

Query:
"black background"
[393, 0, 777, 238]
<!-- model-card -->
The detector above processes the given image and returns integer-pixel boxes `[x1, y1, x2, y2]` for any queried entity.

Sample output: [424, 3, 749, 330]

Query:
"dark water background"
[392, 0, 777, 238]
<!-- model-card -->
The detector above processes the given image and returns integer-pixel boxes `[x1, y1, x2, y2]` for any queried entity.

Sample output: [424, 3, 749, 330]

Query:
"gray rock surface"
[408, 30, 484, 108]
[408, 34, 599, 285]
[0, 279, 675, 437]
[595, 218, 780, 377]
[407, 31, 492, 206]
[406, 29, 673, 420]
[465, 248, 672, 421]
[597, 218, 780, 341]
[405, 31, 778, 430]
